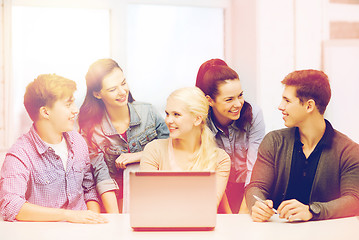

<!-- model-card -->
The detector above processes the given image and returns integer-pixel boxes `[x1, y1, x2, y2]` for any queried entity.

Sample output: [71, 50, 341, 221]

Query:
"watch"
[309, 203, 321, 219]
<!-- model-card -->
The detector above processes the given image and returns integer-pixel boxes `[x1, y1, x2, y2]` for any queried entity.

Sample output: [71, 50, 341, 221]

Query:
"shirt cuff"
[96, 178, 119, 195]
[1, 197, 27, 222]
[84, 189, 100, 203]
[245, 171, 252, 187]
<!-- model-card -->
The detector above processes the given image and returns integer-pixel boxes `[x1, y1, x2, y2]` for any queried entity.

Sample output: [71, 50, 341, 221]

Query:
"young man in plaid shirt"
[0, 74, 107, 223]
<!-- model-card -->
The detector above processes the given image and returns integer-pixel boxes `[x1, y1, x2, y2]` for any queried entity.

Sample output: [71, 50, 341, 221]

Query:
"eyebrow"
[282, 96, 290, 101]
[105, 78, 126, 91]
[105, 86, 116, 91]
[224, 91, 244, 99]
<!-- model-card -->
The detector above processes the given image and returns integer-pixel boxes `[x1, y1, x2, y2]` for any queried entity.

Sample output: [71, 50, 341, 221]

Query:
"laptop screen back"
[129, 171, 217, 230]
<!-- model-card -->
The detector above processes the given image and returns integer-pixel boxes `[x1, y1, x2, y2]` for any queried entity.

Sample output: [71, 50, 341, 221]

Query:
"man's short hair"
[24, 74, 77, 121]
[281, 70, 331, 115]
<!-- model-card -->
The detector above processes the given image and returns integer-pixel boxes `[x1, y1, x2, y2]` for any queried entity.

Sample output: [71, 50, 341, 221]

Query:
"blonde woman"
[140, 87, 231, 209]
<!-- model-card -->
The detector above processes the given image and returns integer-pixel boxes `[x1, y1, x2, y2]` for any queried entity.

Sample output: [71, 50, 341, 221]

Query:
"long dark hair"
[78, 59, 134, 144]
[195, 59, 252, 130]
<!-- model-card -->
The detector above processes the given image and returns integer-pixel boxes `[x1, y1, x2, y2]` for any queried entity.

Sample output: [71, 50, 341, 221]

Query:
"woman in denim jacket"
[78, 59, 169, 213]
[196, 59, 265, 214]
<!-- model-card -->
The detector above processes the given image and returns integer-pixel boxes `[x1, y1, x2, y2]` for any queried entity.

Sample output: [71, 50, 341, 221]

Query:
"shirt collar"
[294, 119, 334, 149]
[101, 102, 141, 136]
[128, 102, 141, 127]
[207, 109, 239, 134]
[321, 119, 335, 147]
[30, 124, 73, 155]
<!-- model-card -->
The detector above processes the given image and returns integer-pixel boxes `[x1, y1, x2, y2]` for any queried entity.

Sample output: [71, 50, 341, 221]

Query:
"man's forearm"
[16, 202, 68, 222]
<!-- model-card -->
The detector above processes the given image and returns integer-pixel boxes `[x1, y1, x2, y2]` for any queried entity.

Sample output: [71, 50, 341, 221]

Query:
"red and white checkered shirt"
[0, 125, 99, 221]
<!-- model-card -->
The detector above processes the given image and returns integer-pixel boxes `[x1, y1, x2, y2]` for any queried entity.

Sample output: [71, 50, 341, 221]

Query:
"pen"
[253, 195, 278, 214]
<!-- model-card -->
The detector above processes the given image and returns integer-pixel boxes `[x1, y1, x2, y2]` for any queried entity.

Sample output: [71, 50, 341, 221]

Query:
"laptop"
[129, 171, 217, 231]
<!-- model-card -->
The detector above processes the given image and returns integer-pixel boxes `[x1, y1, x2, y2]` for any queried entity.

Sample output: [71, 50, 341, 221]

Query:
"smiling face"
[93, 68, 129, 109]
[208, 79, 244, 127]
[165, 97, 198, 140]
[278, 86, 308, 128]
[46, 95, 78, 133]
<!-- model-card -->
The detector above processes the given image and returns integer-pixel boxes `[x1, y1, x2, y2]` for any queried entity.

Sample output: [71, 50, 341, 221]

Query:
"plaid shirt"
[0, 126, 98, 221]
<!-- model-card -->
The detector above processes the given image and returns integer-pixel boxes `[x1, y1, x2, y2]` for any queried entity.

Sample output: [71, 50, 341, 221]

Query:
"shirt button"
[132, 143, 136, 147]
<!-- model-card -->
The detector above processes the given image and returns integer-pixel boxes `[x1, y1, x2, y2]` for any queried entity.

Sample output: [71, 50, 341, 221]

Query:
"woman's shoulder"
[215, 148, 231, 162]
[130, 101, 153, 109]
[144, 138, 169, 150]
[130, 101, 160, 116]
[214, 147, 231, 170]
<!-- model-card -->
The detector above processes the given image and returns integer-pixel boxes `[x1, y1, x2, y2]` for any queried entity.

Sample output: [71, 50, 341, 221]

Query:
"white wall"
[257, 0, 296, 132]
[0, 0, 4, 149]
[0, 0, 7, 164]
[295, 0, 324, 70]
[231, 0, 359, 142]
[230, 0, 258, 105]
[231, 0, 295, 132]
[324, 40, 359, 143]
[0, 152, 5, 169]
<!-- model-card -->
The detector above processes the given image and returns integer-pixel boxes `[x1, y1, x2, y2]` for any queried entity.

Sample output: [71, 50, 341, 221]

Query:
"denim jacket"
[82, 102, 169, 195]
[207, 103, 265, 185]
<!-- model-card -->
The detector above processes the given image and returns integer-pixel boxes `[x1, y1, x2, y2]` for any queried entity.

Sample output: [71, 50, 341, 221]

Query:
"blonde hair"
[168, 87, 219, 171]
[24, 74, 77, 121]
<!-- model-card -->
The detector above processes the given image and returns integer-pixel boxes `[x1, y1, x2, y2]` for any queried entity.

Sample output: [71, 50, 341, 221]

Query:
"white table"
[1, 214, 358, 240]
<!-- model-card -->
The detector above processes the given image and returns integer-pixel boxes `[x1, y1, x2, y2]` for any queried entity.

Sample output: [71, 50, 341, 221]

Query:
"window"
[126, 4, 224, 115]
[11, 6, 110, 141]
[2, 0, 228, 149]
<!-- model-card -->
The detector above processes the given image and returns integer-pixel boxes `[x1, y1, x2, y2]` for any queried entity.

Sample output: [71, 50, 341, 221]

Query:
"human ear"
[93, 91, 102, 100]
[193, 115, 203, 127]
[206, 95, 214, 107]
[39, 106, 50, 120]
[306, 99, 316, 113]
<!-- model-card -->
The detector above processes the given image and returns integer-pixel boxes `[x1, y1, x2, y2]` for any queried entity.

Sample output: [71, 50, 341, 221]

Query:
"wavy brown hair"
[78, 59, 134, 145]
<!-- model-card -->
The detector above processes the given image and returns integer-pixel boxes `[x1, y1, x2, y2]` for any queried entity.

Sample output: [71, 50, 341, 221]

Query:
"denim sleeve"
[88, 148, 118, 195]
[245, 105, 266, 186]
[82, 154, 100, 203]
[151, 105, 169, 139]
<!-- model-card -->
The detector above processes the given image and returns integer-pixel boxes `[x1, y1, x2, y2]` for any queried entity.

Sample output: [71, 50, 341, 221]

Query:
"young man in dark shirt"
[246, 69, 359, 222]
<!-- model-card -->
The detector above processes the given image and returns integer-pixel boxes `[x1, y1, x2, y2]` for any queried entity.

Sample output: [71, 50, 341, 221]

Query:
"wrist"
[134, 152, 142, 162]
[309, 203, 321, 220]
[60, 208, 69, 222]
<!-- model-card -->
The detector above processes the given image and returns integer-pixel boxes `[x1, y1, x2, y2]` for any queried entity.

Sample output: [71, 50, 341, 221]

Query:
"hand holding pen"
[251, 195, 277, 222]
[253, 195, 278, 214]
